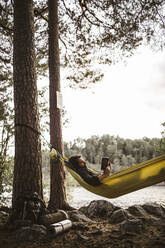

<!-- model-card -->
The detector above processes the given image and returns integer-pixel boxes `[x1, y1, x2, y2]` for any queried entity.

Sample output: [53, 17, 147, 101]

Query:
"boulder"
[68, 210, 93, 223]
[13, 219, 32, 229]
[109, 209, 133, 224]
[127, 204, 165, 226]
[142, 203, 165, 218]
[120, 219, 143, 235]
[14, 224, 47, 241]
[127, 205, 148, 217]
[142, 216, 165, 226]
[79, 200, 118, 218]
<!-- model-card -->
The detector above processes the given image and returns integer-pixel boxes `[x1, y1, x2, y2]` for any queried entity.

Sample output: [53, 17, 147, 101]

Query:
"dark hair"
[69, 155, 81, 169]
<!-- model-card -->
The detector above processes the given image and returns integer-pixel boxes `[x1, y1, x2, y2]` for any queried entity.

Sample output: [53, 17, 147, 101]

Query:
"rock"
[142, 203, 165, 218]
[127, 205, 148, 217]
[148, 237, 165, 248]
[127, 204, 165, 226]
[14, 224, 47, 241]
[76, 232, 89, 241]
[120, 219, 143, 235]
[79, 200, 118, 218]
[3, 219, 33, 232]
[143, 216, 165, 226]
[68, 210, 93, 223]
[13, 220, 32, 228]
[109, 209, 133, 224]
[72, 222, 89, 231]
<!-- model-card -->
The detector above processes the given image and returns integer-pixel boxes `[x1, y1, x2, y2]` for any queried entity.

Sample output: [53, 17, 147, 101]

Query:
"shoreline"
[69, 184, 165, 209]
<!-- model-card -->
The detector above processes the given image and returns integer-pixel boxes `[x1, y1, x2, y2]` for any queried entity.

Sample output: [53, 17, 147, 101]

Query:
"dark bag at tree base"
[49, 219, 72, 235]
[10, 192, 47, 224]
[22, 192, 47, 224]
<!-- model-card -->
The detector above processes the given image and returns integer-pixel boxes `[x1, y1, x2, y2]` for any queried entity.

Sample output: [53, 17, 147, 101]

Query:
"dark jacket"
[76, 167, 101, 186]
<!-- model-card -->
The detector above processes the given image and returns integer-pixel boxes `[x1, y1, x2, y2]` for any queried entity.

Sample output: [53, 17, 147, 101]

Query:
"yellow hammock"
[50, 149, 165, 199]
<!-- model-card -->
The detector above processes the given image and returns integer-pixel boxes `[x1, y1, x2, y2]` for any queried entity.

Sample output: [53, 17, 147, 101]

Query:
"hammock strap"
[50, 148, 68, 165]
[15, 123, 52, 148]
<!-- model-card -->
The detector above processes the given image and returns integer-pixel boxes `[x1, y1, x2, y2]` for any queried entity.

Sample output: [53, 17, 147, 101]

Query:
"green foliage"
[58, 0, 165, 86]
[64, 134, 161, 173]
[0, 155, 14, 205]
[0, 69, 14, 198]
[1, 0, 165, 86]
[156, 122, 165, 154]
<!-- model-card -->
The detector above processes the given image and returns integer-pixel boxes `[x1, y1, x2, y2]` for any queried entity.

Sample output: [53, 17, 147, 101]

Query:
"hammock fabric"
[50, 149, 165, 199]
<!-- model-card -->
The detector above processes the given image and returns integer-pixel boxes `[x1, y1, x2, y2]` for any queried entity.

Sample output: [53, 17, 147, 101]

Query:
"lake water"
[2, 185, 165, 209]
[69, 185, 165, 209]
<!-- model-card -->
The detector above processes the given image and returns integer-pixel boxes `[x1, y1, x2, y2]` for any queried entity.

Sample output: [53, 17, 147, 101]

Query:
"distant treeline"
[64, 134, 161, 173]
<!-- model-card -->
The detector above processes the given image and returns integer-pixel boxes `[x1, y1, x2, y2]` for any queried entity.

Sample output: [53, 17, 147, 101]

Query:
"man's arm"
[98, 165, 111, 181]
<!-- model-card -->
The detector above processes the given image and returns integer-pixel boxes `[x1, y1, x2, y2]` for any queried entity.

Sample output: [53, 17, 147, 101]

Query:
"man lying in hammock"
[69, 155, 112, 186]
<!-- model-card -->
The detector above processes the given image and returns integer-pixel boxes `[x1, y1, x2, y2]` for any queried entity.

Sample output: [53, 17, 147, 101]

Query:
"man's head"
[69, 155, 87, 169]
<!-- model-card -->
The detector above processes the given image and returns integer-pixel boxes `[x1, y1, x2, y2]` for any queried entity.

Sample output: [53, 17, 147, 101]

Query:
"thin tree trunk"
[12, 0, 43, 210]
[48, 0, 69, 211]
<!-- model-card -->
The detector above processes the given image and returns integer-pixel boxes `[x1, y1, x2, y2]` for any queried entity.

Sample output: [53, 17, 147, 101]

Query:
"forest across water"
[42, 134, 162, 177]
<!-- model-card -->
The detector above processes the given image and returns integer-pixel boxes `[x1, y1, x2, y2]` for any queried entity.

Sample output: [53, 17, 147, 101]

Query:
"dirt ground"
[0, 218, 165, 248]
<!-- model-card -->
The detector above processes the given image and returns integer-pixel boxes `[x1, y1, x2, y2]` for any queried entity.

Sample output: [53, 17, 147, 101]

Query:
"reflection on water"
[69, 185, 165, 209]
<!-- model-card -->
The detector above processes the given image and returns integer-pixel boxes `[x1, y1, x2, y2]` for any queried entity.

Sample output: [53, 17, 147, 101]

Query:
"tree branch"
[0, 55, 11, 64]
[34, 7, 48, 22]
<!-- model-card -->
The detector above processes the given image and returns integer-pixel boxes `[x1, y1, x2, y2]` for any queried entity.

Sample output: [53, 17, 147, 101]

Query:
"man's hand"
[104, 165, 111, 176]
[99, 163, 112, 181]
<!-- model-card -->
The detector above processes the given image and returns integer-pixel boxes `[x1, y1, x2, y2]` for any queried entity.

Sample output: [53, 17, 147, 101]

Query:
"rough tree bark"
[48, 0, 70, 211]
[12, 0, 43, 210]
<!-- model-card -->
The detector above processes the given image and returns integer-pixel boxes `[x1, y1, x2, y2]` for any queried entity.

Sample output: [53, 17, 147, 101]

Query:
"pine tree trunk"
[12, 0, 43, 209]
[48, 0, 69, 211]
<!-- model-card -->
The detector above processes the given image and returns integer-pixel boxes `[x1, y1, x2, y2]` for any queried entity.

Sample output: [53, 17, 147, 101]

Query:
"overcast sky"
[61, 47, 165, 142]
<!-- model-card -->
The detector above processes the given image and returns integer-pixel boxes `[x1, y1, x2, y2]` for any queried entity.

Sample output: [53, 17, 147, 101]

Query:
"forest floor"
[0, 217, 165, 248]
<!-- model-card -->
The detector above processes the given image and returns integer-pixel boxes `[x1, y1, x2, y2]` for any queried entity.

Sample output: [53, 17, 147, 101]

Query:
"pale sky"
[61, 47, 165, 142]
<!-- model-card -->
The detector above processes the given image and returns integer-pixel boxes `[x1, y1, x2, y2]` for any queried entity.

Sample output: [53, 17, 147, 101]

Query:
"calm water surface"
[69, 185, 165, 209]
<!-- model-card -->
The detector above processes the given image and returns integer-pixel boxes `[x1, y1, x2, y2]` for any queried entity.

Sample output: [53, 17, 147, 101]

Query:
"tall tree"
[48, 0, 69, 211]
[12, 0, 43, 210]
